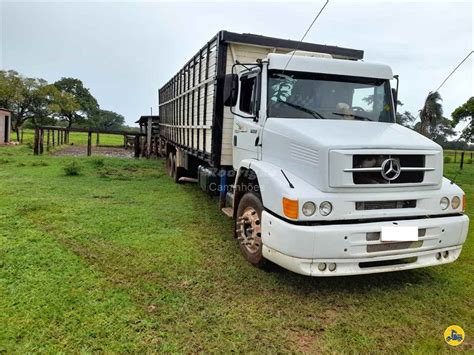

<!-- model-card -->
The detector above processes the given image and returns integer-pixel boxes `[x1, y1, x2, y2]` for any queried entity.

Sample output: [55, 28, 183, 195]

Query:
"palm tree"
[419, 91, 443, 137]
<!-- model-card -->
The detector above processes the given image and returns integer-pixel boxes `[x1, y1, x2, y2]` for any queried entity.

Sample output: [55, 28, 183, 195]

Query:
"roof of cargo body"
[219, 31, 364, 60]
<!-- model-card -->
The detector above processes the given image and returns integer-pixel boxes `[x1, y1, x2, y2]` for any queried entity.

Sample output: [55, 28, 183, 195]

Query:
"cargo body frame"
[158, 31, 363, 168]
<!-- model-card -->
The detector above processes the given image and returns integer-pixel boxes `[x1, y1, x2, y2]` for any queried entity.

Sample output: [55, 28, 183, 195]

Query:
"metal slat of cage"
[203, 41, 210, 157]
[192, 55, 196, 152]
[187, 62, 190, 149]
[197, 48, 202, 154]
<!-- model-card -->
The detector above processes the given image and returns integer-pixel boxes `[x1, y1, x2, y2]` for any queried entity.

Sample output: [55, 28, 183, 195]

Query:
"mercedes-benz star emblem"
[381, 158, 401, 181]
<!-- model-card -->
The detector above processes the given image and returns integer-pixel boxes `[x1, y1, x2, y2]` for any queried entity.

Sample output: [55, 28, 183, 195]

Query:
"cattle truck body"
[159, 31, 362, 168]
[159, 31, 469, 276]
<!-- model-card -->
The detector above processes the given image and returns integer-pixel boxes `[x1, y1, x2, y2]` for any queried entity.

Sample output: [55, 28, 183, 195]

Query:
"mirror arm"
[393, 74, 399, 113]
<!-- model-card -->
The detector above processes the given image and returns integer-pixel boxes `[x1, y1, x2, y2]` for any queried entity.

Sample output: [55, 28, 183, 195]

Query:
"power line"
[283, 0, 329, 72]
[435, 50, 473, 92]
[414, 50, 473, 119]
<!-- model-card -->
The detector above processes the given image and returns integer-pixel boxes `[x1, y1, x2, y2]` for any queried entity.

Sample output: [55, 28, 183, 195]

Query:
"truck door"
[232, 69, 261, 168]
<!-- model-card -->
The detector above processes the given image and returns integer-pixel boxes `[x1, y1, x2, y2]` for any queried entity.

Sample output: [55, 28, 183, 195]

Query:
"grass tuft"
[91, 158, 105, 168]
[63, 160, 82, 176]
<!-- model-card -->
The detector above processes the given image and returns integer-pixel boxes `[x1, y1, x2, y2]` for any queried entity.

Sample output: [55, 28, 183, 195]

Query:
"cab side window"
[239, 76, 256, 115]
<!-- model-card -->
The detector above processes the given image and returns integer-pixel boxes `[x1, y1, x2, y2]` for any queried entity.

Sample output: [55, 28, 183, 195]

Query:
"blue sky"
[1, 0, 472, 126]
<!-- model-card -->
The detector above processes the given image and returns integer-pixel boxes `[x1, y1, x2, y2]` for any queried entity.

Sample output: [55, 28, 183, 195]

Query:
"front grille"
[349, 154, 428, 184]
[356, 200, 416, 210]
[366, 229, 426, 253]
[367, 241, 423, 253]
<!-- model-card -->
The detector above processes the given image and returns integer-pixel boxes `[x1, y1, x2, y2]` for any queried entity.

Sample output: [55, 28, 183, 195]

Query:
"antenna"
[283, 0, 329, 72]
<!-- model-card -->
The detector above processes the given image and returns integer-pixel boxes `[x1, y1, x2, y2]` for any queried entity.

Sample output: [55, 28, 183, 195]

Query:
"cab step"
[221, 207, 233, 218]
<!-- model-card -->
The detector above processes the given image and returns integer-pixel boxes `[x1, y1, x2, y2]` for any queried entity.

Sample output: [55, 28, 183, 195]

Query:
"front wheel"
[235, 192, 268, 268]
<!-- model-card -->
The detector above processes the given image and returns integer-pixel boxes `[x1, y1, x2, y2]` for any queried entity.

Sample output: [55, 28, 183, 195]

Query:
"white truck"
[158, 31, 469, 276]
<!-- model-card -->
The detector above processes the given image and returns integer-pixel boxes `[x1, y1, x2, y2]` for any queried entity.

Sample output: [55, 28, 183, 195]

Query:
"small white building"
[0, 109, 12, 144]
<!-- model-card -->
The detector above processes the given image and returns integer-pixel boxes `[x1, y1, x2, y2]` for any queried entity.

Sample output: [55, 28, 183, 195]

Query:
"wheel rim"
[236, 206, 262, 254]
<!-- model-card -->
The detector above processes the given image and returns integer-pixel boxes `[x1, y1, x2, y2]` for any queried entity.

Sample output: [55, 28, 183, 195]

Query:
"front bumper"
[261, 212, 469, 276]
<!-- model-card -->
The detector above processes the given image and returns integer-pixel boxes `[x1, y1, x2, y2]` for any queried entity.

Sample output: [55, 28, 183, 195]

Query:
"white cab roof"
[267, 53, 393, 79]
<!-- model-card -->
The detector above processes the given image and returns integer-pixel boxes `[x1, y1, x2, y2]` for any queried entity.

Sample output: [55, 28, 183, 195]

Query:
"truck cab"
[226, 53, 469, 276]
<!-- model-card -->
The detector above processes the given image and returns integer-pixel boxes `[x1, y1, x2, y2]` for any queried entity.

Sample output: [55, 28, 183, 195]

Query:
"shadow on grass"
[266, 262, 438, 294]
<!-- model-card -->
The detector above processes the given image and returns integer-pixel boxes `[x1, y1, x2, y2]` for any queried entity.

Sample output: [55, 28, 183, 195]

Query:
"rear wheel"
[235, 192, 268, 268]
[171, 153, 185, 184]
[166, 152, 174, 177]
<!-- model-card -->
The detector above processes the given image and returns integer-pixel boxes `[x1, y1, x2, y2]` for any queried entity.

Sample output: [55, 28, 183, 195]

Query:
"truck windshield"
[268, 70, 395, 122]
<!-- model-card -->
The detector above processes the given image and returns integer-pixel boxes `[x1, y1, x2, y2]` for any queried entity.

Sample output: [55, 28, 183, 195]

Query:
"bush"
[91, 158, 105, 168]
[444, 156, 452, 164]
[467, 158, 473, 164]
[63, 161, 82, 176]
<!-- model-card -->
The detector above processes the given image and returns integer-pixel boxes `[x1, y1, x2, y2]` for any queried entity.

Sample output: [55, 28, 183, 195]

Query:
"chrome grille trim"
[344, 167, 435, 172]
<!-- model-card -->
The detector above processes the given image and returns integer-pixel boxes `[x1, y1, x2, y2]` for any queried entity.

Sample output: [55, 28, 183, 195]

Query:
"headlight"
[319, 201, 333, 216]
[302, 201, 316, 216]
[451, 196, 461, 209]
[440, 197, 449, 210]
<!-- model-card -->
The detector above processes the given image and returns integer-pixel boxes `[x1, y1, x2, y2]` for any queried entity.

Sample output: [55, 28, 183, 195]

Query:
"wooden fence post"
[33, 127, 39, 155]
[96, 133, 100, 146]
[39, 129, 44, 154]
[87, 131, 92, 156]
[57, 129, 60, 145]
[46, 129, 50, 150]
[20, 129, 24, 144]
[134, 135, 140, 158]
[460, 152, 465, 169]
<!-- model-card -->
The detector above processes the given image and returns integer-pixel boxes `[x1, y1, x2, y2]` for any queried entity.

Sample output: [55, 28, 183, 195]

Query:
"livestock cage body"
[158, 31, 363, 168]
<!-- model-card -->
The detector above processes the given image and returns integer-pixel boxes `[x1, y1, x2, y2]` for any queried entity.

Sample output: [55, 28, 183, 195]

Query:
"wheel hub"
[236, 207, 262, 253]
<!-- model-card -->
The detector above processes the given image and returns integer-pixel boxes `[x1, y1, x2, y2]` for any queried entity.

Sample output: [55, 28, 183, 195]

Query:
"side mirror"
[224, 74, 238, 107]
[392, 88, 398, 113]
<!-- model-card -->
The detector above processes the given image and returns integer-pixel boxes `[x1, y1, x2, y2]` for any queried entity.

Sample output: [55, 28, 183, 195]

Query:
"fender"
[234, 159, 319, 219]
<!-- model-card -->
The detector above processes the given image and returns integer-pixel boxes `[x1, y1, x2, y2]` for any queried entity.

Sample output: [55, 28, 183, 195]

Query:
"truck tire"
[171, 153, 185, 184]
[235, 192, 269, 268]
[166, 152, 174, 177]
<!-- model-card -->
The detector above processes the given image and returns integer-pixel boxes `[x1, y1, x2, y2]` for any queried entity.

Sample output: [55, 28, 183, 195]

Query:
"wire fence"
[444, 150, 473, 164]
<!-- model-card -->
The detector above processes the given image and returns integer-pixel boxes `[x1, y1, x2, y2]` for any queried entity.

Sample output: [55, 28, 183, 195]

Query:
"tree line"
[0, 70, 128, 141]
[1, 69, 472, 148]
[377, 92, 473, 149]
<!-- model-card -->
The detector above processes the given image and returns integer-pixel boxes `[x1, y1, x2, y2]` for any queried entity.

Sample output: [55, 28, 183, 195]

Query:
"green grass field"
[0, 145, 472, 352]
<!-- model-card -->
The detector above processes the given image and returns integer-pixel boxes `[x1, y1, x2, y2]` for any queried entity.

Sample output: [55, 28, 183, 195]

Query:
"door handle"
[234, 123, 247, 133]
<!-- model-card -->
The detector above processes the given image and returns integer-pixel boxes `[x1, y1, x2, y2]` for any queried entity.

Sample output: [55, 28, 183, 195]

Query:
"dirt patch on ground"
[51, 145, 134, 158]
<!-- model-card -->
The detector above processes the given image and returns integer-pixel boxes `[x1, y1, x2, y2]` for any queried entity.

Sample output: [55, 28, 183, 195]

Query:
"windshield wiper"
[277, 100, 326, 119]
[332, 112, 373, 121]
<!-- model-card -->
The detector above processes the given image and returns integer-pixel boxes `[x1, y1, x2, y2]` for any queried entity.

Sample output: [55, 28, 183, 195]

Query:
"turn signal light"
[282, 198, 298, 219]
[462, 194, 466, 211]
